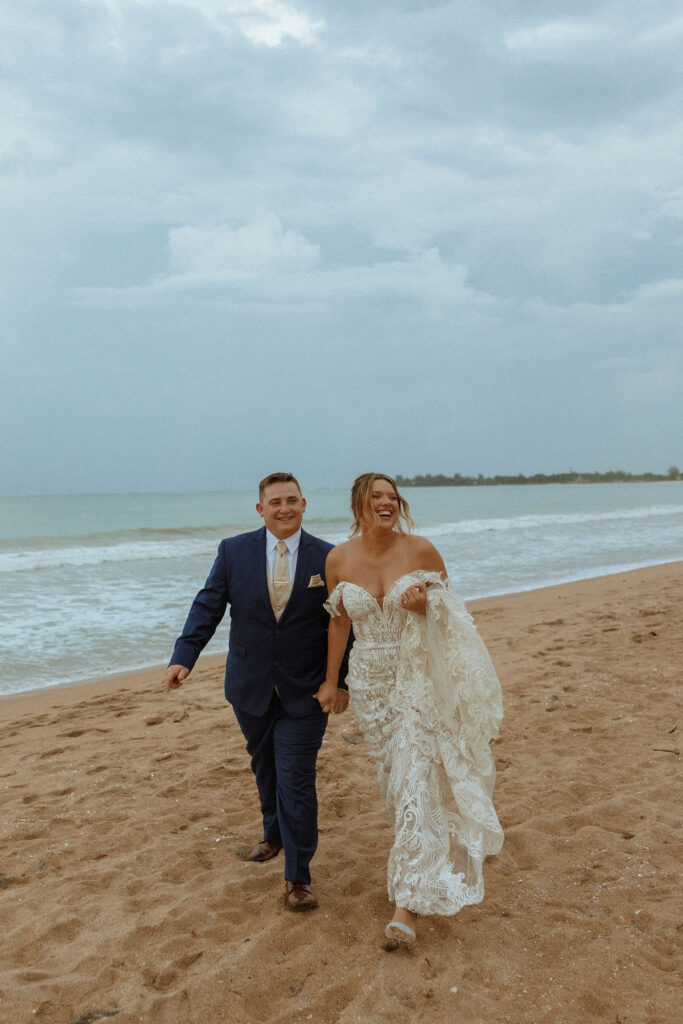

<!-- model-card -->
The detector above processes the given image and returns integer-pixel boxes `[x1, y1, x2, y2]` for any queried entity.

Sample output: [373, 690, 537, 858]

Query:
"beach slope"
[1, 563, 680, 1023]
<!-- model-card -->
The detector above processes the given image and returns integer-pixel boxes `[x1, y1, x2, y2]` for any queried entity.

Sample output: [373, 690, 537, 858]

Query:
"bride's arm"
[399, 538, 447, 615]
[313, 549, 352, 714]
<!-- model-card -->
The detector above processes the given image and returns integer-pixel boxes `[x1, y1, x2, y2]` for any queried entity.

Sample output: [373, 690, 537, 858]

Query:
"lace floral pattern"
[325, 572, 503, 916]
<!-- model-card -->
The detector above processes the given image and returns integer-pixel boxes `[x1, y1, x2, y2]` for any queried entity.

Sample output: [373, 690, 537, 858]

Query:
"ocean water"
[1, 482, 682, 697]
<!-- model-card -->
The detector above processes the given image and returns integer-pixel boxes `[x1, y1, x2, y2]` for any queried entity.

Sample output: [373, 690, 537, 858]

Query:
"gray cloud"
[1, 0, 681, 494]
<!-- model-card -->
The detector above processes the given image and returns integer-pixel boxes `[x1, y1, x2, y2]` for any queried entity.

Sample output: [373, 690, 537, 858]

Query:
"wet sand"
[1, 562, 680, 1023]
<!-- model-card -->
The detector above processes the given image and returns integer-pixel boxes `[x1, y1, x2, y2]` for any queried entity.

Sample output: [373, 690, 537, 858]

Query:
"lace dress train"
[325, 572, 503, 916]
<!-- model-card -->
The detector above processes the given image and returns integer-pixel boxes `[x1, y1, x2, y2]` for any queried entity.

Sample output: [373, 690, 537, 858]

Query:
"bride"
[315, 473, 504, 950]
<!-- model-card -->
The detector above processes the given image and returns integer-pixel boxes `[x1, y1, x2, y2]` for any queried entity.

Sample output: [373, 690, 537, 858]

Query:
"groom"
[164, 472, 349, 911]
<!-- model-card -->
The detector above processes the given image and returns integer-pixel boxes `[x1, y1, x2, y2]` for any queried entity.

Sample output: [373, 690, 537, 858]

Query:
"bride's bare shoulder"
[402, 533, 435, 551]
[326, 537, 361, 567]
[404, 533, 446, 572]
[325, 538, 363, 591]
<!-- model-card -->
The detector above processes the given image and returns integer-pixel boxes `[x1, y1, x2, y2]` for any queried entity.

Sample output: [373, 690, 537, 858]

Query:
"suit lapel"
[253, 528, 275, 620]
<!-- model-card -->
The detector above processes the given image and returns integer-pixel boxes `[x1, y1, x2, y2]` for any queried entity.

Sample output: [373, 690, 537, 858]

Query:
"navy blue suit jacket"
[170, 527, 347, 717]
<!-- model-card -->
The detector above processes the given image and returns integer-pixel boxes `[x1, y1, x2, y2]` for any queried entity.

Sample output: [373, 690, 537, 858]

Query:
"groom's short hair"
[258, 472, 302, 500]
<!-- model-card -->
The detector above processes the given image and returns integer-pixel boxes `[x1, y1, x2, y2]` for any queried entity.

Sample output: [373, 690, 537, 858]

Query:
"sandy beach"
[1, 562, 680, 1024]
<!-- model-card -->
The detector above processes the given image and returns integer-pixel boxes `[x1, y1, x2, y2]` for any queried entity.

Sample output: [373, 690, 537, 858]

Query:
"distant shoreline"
[396, 469, 682, 487]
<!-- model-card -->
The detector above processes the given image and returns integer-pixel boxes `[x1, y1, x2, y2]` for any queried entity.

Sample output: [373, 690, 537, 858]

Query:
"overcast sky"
[2, 0, 682, 495]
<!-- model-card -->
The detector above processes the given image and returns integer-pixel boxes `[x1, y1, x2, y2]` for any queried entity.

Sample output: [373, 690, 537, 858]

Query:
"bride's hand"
[399, 583, 427, 615]
[314, 679, 349, 714]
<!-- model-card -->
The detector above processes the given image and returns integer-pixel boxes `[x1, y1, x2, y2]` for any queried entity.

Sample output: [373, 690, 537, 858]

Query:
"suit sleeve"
[169, 544, 230, 672]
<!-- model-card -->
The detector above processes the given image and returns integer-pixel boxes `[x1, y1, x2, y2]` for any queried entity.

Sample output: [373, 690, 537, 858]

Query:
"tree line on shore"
[395, 467, 682, 487]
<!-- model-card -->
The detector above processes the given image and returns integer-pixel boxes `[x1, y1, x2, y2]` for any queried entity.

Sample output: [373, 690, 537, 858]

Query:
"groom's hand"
[314, 680, 348, 714]
[164, 664, 189, 692]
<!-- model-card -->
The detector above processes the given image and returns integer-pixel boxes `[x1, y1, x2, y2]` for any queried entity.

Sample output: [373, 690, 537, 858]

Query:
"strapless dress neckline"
[335, 572, 436, 611]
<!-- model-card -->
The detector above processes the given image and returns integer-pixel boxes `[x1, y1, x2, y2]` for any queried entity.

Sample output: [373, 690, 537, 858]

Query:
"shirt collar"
[266, 528, 301, 554]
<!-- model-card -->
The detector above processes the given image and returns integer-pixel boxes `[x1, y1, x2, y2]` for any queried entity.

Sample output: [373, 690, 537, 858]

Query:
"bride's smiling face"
[365, 478, 399, 529]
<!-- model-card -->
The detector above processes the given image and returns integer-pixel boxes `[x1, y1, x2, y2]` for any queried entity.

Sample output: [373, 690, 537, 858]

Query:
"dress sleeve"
[399, 578, 503, 768]
[323, 583, 344, 618]
[396, 578, 505, 867]
[424, 580, 503, 746]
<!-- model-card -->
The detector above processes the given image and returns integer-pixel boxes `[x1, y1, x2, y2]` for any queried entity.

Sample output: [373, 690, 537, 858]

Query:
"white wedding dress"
[325, 571, 504, 916]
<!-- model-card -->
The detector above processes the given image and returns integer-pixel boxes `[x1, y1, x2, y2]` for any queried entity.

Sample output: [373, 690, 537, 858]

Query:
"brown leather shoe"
[285, 881, 319, 912]
[235, 840, 282, 862]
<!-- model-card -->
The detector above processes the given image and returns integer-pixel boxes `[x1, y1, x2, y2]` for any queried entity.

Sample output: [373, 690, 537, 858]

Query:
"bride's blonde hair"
[350, 473, 415, 537]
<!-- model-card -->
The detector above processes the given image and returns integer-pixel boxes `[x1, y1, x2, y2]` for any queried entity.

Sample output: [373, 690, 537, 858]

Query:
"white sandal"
[383, 920, 416, 951]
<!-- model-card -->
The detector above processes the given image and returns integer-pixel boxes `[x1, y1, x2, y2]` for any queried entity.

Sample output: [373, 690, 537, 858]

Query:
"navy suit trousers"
[233, 694, 328, 885]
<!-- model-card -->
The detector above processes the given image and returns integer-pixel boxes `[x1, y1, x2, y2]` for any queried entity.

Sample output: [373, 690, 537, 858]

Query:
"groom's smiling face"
[256, 481, 306, 539]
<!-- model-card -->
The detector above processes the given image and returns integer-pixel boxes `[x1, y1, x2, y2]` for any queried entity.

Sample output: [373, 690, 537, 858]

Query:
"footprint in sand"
[143, 952, 204, 991]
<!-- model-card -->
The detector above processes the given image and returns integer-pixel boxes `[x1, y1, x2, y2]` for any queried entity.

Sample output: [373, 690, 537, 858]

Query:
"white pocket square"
[307, 574, 325, 588]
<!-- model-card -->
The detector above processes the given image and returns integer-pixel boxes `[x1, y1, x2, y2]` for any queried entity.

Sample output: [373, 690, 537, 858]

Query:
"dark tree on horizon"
[395, 467, 683, 487]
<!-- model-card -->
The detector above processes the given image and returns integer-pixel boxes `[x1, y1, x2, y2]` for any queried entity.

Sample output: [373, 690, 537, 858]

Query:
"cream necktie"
[269, 540, 291, 620]
[274, 540, 289, 585]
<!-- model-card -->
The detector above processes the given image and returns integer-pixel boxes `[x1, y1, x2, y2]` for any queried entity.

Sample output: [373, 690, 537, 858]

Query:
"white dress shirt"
[265, 529, 301, 582]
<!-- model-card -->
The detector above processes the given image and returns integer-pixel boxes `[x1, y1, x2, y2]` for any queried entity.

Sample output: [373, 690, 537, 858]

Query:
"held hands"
[399, 583, 428, 615]
[164, 664, 189, 692]
[313, 680, 349, 715]
[165, 663, 350, 714]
